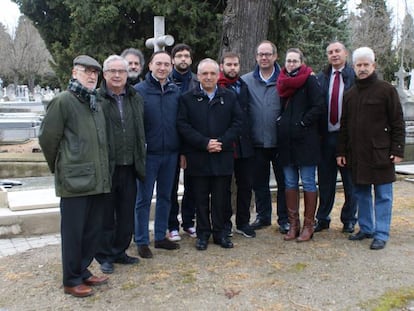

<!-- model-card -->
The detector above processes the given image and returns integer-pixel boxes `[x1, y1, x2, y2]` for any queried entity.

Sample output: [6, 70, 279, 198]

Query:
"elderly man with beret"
[39, 55, 112, 297]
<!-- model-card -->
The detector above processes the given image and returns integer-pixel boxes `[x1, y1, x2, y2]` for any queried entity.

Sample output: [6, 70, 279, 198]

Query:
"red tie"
[330, 71, 340, 125]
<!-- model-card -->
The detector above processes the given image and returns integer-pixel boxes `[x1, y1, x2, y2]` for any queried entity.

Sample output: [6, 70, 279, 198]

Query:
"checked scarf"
[276, 65, 313, 99]
[67, 78, 98, 111]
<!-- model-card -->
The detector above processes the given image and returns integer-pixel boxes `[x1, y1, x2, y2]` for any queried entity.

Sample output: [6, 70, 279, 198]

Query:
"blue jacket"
[241, 64, 282, 148]
[134, 72, 181, 155]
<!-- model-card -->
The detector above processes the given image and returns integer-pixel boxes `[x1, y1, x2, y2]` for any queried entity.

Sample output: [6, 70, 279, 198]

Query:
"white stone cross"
[145, 16, 175, 52]
[394, 66, 409, 90]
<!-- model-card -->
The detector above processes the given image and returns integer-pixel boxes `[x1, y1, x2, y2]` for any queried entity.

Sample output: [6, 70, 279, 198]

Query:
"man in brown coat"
[336, 47, 405, 250]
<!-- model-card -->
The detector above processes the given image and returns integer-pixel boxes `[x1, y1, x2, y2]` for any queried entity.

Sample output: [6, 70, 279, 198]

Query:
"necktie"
[330, 71, 340, 125]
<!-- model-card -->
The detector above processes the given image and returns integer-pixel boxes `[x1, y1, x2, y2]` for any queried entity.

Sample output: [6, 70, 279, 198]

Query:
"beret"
[73, 55, 102, 71]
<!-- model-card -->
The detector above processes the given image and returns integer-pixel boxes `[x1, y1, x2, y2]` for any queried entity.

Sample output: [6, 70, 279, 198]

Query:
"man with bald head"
[177, 58, 242, 251]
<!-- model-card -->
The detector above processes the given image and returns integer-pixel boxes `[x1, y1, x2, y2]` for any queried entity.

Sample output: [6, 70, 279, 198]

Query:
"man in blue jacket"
[241, 40, 288, 234]
[134, 51, 181, 258]
[315, 41, 357, 233]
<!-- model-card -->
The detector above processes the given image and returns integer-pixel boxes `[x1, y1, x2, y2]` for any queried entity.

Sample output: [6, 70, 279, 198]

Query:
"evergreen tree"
[349, 0, 395, 81]
[269, 0, 349, 72]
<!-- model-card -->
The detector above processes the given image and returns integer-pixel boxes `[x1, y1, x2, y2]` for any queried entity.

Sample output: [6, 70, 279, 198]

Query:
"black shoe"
[314, 220, 330, 232]
[278, 223, 290, 234]
[250, 218, 271, 230]
[196, 239, 208, 251]
[100, 262, 114, 274]
[370, 239, 386, 250]
[235, 225, 256, 238]
[348, 231, 374, 241]
[342, 223, 355, 233]
[114, 254, 139, 265]
[154, 238, 180, 250]
[213, 237, 234, 249]
[137, 245, 153, 258]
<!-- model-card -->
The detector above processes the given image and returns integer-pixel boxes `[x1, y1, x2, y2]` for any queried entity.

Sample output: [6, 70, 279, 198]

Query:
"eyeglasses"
[105, 69, 128, 75]
[286, 59, 300, 64]
[77, 67, 99, 76]
[256, 52, 274, 58]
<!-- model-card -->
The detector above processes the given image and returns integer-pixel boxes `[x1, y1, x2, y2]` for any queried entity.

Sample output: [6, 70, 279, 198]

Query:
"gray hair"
[103, 55, 128, 71]
[352, 47, 375, 64]
[197, 58, 219, 74]
[121, 48, 145, 67]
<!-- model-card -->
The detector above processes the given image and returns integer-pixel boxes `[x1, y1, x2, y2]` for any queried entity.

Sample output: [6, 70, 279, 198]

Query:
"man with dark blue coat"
[177, 58, 242, 251]
[315, 41, 357, 233]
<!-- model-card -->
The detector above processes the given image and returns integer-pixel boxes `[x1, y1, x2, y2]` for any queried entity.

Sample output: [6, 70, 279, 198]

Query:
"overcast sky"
[0, 0, 412, 36]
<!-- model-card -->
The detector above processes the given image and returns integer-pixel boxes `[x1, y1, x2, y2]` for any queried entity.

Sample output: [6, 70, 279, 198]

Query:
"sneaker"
[168, 230, 181, 241]
[184, 227, 197, 238]
[235, 225, 256, 238]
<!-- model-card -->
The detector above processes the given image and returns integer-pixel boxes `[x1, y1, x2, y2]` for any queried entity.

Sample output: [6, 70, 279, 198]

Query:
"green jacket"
[38, 90, 111, 197]
[97, 82, 146, 181]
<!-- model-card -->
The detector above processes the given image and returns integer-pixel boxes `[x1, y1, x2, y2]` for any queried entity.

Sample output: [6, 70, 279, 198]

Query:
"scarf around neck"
[276, 65, 313, 98]
[67, 78, 98, 111]
[217, 72, 239, 88]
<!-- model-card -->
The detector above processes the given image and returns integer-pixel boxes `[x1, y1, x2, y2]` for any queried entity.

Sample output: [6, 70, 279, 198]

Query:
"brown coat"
[337, 73, 405, 185]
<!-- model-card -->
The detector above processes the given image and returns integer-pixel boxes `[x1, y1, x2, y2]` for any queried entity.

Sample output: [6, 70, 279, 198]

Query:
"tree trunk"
[219, 0, 273, 74]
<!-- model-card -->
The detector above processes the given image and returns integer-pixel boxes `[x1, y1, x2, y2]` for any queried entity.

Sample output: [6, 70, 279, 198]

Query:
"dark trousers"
[317, 132, 357, 225]
[225, 156, 254, 229]
[169, 163, 196, 231]
[252, 148, 287, 225]
[60, 194, 107, 287]
[96, 165, 137, 264]
[193, 175, 232, 240]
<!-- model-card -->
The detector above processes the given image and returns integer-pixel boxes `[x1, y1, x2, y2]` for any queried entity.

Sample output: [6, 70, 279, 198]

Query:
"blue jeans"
[354, 183, 393, 241]
[317, 131, 357, 225]
[135, 152, 178, 245]
[252, 148, 287, 225]
[283, 165, 317, 192]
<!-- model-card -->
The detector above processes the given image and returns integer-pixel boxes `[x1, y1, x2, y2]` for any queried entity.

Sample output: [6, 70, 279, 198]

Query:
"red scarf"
[218, 72, 239, 88]
[276, 65, 313, 98]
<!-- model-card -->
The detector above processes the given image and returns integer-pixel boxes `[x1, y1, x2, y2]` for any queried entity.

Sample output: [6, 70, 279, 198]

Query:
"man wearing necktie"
[315, 41, 357, 233]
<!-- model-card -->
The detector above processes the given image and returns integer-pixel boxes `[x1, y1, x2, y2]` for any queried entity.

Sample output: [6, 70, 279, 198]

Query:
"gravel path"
[0, 179, 413, 311]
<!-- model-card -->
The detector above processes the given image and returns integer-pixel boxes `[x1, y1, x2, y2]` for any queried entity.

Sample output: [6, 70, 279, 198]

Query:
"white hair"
[197, 58, 219, 74]
[352, 47, 375, 64]
[103, 55, 128, 71]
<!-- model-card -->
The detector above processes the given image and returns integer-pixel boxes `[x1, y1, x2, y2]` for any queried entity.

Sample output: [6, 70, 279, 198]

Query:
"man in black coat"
[177, 58, 242, 250]
[218, 52, 256, 238]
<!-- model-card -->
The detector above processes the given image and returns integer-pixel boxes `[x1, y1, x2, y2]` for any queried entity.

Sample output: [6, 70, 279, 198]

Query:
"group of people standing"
[38, 39, 405, 298]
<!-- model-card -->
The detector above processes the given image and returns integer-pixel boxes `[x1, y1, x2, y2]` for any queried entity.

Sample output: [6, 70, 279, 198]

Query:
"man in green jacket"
[95, 55, 146, 274]
[39, 55, 111, 297]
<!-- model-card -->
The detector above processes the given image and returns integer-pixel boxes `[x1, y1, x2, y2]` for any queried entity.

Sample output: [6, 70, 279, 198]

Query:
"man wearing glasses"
[39, 55, 111, 297]
[241, 40, 288, 234]
[121, 48, 145, 85]
[95, 55, 146, 274]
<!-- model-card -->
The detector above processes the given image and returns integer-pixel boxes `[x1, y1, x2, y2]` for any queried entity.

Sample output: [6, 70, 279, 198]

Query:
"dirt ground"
[0, 177, 413, 310]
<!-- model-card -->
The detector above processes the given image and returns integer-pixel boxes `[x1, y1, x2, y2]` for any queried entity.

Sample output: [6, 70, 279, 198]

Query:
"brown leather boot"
[284, 189, 300, 241]
[297, 191, 317, 242]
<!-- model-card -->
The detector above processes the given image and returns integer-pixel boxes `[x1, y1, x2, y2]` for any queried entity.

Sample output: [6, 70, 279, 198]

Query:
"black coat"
[177, 86, 242, 176]
[277, 75, 324, 166]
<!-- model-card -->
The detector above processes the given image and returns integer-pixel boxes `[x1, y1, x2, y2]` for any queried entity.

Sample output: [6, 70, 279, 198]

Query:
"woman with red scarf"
[276, 48, 324, 242]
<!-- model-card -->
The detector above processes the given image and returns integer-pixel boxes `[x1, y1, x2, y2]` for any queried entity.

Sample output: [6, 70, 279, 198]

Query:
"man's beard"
[128, 71, 140, 79]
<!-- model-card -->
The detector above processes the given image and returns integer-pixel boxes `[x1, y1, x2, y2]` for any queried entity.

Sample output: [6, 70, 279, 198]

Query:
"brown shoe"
[154, 238, 180, 250]
[84, 275, 109, 286]
[64, 284, 93, 297]
[138, 245, 153, 258]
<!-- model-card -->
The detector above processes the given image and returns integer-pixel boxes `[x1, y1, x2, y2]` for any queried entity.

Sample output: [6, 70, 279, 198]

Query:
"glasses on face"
[286, 59, 300, 64]
[257, 52, 273, 58]
[77, 67, 99, 76]
[105, 69, 128, 75]
[174, 53, 191, 59]
[128, 61, 140, 66]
